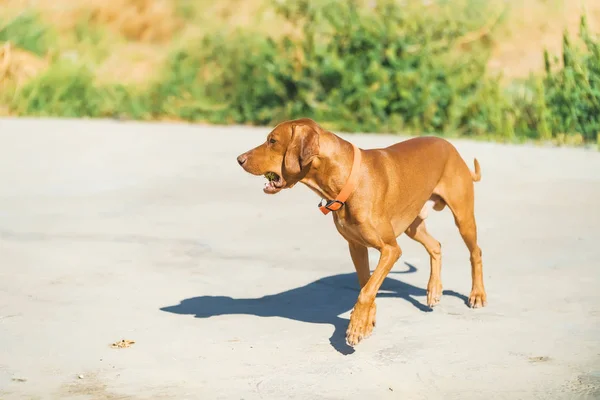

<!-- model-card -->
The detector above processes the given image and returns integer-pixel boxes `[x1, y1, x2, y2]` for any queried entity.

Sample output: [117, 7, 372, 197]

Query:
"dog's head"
[236, 118, 320, 194]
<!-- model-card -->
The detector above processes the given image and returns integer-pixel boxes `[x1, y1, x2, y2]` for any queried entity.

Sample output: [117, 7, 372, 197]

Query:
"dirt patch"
[528, 356, 551, 363]
[562, 373, 600, 398]
[0, 42, 49, 89]
[61, 372, 134, 400]
[83, 0, 182, 43]
[488, 0, 600, 79]
[94, 41, 167, 85]
[23, 0, 182, 43]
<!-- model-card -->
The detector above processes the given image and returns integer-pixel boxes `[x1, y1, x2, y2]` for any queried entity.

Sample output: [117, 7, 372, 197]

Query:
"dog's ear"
[284, 123, 319, 176]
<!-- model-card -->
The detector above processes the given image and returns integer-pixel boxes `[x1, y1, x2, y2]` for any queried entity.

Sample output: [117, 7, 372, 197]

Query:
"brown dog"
[237, 118, 486, 347]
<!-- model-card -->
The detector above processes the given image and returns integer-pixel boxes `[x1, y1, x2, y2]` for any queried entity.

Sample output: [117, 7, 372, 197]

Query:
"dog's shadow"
[160, 263, 468, 355]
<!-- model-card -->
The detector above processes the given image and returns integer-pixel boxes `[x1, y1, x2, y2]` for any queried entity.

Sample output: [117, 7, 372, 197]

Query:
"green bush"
[149, 0, 504, 135]
[12, 63, 101, 117]
[0, 11, 55, 55]
[500, 15, 600, 144]
[4, 1, 600, 147]
[542, 15, 600, 142]
[10, 61, 147, 119]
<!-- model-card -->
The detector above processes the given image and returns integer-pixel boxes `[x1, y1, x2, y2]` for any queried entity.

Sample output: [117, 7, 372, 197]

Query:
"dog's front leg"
[348, 241, 370, 288]
[346, 230, 401, 347]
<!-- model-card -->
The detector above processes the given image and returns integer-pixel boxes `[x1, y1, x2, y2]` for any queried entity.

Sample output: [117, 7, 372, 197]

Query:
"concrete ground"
[0, 118, 598, 400]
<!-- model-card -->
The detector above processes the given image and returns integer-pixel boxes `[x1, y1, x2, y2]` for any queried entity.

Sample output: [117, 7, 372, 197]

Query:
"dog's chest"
[332, 212, 362, 242]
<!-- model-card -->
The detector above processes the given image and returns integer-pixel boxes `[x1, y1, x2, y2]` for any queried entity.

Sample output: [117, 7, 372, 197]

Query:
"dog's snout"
[237, 154, 247, 166]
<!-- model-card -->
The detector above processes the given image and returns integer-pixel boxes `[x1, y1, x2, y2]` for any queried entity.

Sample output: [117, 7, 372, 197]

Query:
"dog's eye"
[269, 138, 277, 144]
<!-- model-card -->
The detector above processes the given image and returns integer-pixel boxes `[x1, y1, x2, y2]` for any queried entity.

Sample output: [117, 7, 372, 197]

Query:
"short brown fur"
[237, 118, 486, 347]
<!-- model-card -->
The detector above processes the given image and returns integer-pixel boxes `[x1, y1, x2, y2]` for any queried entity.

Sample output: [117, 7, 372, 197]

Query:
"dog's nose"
[237, 154, 247, 166]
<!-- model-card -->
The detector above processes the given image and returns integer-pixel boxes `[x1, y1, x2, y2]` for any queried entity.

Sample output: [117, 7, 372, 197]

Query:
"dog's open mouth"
[264, 172, 283, 194]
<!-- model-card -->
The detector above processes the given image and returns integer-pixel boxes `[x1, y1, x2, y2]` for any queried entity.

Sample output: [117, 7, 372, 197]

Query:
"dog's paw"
[345, 302, 376, 347]
[427, 281, 443, 308]
[468, 288, 487, 308]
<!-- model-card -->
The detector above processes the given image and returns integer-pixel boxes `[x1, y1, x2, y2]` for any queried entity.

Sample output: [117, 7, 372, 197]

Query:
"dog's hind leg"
[452, 207, 486, 308]
[435, 158, 486, 308]
[405, 216, 443, 307]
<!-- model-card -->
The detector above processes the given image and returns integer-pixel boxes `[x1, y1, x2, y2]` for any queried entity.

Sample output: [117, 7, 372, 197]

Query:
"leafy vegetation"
[1, 0, 599, 147]
[0, 11, 55, 56]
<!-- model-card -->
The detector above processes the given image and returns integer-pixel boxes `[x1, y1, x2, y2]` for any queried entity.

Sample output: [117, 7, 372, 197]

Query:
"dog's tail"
[471, 158, 481, 182]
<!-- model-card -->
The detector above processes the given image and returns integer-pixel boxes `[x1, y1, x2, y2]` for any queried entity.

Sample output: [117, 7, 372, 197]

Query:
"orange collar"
[318, 143, 362, 215]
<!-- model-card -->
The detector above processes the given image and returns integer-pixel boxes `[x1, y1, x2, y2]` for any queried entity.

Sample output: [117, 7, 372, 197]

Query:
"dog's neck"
[301, 132, 355, 201]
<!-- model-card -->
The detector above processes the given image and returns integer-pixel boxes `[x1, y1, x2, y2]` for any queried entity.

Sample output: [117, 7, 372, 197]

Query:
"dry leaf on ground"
[110, 339, 135, 349]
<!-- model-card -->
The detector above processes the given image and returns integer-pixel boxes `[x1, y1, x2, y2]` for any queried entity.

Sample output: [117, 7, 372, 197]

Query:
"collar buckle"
[316, 142, 361, 216]
[318, 199, 345, 215]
